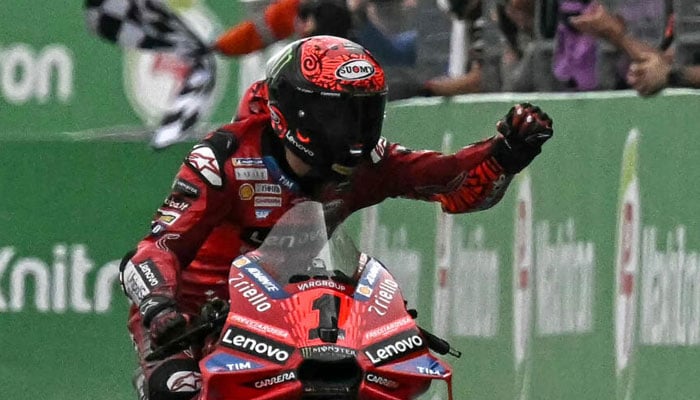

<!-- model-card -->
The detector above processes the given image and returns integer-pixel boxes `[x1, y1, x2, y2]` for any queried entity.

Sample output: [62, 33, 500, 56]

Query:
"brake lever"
[145, 312, 228, 362]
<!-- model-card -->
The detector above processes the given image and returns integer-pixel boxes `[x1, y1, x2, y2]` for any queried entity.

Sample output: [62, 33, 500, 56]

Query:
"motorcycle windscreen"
[251, 201, 362, 286]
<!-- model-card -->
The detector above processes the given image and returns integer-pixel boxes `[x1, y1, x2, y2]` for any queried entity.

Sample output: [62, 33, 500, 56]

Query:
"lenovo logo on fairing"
[220, 327, 294, 364]
[335, 60, 375, 80]
[363, 330, 424, 366]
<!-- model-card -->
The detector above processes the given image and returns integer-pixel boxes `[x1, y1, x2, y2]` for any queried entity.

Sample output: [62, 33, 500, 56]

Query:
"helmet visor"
[283, 89, 387, 168]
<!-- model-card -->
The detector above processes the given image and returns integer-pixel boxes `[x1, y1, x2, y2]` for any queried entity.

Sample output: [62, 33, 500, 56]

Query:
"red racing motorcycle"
[148, 201, 460, 399]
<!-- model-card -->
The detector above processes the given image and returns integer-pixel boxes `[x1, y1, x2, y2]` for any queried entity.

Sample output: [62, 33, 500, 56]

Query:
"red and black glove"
[493, 103, 553, 173]
[140, 295, 193, 347]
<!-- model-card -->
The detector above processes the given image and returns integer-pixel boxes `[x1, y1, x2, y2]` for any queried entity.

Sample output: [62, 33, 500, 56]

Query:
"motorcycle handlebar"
[418, 327, 462, 358]
[145, 303, 228, 361]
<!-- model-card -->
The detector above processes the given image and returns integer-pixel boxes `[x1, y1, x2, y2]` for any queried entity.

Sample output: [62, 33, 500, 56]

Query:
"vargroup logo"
[123, 1, 227, 127]
[614, 129, 640, 400]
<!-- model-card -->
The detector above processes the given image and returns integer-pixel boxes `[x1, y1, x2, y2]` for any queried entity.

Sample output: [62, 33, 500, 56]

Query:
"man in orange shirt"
[214, 0, 350, 56]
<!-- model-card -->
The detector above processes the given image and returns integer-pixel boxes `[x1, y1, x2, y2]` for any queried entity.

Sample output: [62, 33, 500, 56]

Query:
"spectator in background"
[427, 0, 541, 95]
[214, 0, 417, 67]
[214, 0, 349, 54]
[626, 51, 700, 95]
[552, 0, 600, 90]
[496, 0, 539, 92]
[418, 0, 486, 96]
[567, 0, 676, 93]
[348, 0, 418, 67]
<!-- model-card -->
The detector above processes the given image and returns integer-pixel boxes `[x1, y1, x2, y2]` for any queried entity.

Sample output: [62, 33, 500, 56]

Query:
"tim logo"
[335, 60, 375, 80]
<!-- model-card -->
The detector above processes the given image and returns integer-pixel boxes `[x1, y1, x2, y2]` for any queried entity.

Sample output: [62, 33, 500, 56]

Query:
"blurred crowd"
[84, 0, 699, 147]
[224, 0, 700, 100]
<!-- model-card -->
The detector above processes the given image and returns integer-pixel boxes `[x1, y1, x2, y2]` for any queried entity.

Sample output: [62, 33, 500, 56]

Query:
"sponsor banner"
[6, 92, 700, 400]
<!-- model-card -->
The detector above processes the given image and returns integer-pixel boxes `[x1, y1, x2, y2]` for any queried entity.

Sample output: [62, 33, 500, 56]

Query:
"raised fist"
[497, 103, 553, 148]
[493, 103, 553, 173]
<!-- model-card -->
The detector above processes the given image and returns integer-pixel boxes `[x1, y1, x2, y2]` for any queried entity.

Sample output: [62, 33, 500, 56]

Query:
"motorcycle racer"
[119, 35, 553, 400]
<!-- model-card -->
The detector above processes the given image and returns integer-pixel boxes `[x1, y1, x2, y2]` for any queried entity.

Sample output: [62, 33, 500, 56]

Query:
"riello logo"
[0, 244, 120, 313]
[123, 2, 227, 127]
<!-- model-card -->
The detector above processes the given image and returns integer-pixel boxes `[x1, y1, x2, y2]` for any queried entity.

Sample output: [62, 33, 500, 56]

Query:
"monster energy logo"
[265, 43, 294, 79]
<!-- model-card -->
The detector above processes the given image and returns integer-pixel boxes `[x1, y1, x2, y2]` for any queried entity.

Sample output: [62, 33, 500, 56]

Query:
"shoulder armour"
[184, 129, 239, 188]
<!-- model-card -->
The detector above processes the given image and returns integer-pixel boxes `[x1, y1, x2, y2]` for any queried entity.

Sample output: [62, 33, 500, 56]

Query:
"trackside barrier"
[2, 90, 699, 399]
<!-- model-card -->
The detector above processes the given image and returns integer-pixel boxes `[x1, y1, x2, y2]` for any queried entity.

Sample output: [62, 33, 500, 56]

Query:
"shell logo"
[239, 184, 254, 201]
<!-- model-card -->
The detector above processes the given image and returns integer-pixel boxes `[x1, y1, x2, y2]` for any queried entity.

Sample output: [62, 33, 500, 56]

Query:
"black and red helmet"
[266, 35, 387, 178]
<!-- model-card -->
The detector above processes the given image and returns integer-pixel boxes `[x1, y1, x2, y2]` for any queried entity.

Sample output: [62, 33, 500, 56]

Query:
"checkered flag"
[85, 0, 216, 149]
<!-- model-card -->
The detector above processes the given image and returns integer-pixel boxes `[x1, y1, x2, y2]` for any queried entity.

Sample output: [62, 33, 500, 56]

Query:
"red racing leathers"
[121, 80, 516, 399]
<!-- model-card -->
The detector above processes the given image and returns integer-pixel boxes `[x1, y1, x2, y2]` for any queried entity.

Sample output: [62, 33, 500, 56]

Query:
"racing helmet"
[266, 35, 387, 178]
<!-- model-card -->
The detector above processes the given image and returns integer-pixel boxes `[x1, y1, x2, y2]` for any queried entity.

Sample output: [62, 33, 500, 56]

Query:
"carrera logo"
[252, 371, 296, 389]
[364, 330, 424, 366]
[220, 327, 294, 364]
[335, 59, 375, 80]
[186, 146, 222, 187]
[365, 373, 399, 389]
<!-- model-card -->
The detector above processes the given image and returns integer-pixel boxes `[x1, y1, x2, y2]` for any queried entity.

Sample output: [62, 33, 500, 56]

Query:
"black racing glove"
[493, 102, 554, 173]
[140, 295, 192, 347]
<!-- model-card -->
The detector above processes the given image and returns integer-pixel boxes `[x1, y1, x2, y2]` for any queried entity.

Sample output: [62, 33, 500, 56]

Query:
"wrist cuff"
[139, 295, 176, 327]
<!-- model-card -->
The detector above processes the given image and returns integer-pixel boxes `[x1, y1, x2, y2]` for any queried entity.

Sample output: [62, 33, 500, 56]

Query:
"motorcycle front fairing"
[197, 202, 454, 400]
